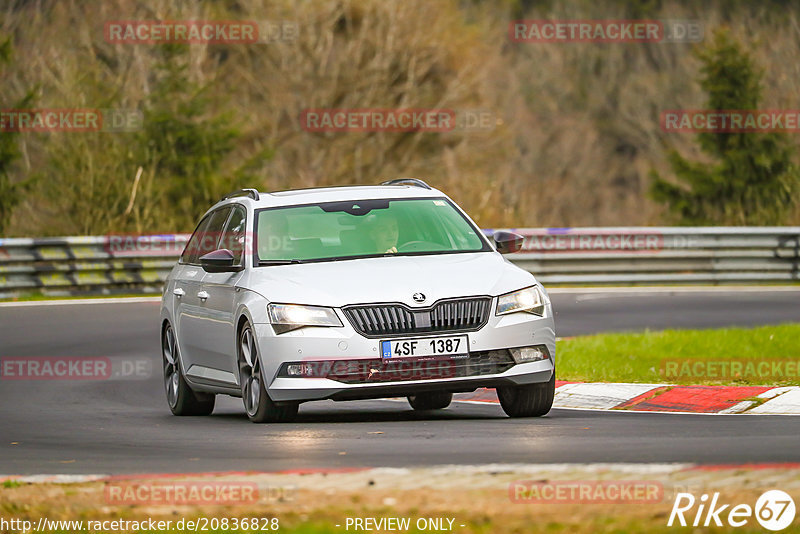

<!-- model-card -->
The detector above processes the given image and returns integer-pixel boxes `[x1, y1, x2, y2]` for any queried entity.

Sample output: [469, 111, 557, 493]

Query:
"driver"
[367, 213, 399, 254]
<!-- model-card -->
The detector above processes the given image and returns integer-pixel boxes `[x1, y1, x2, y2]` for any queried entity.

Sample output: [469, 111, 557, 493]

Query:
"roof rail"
[222, 188, 260, 201]
[380, 178, 432, 190]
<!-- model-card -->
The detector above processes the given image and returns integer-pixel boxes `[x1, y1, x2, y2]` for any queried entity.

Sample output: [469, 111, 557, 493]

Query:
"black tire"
[497, 374, 555, 418]
[408, 391, 453, 411]
[239, 322, 298, 423]
[162, 323, 215, 416]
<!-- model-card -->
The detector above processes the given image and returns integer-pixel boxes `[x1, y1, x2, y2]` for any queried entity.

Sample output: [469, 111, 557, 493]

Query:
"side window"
[181, 215, 213, 264]
[220, 206, 246, 265]
[180, 207, 232, 264]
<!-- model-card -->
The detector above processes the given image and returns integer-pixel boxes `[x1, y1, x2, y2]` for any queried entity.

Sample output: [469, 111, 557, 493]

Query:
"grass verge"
[557, 324, 800, 385]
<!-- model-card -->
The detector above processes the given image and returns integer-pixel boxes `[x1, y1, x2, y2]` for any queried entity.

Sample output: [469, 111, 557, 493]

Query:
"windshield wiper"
[257, 259, 307, 266]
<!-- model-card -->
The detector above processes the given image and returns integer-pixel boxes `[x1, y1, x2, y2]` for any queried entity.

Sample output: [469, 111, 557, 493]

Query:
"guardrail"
[0, 235, 189, 297]
[0, 227, 798, 297]
[503, 227, 800, 285]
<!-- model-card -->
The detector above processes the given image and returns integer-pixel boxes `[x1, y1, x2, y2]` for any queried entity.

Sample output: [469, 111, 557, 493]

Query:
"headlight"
[268, 303, 343, 333]
[496, 286, 546, 316]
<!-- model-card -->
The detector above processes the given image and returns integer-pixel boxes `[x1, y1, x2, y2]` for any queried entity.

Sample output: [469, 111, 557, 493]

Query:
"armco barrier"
[500, 227, 800, 285]
[0, 235, 189, 297]
[0, 228, 798, 296]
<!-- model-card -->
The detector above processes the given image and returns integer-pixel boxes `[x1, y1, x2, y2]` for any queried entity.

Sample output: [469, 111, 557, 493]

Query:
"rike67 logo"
[669, 490, 796, 531]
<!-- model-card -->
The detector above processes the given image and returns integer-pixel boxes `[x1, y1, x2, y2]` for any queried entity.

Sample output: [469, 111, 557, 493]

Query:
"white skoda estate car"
[160, 179, 555, 423]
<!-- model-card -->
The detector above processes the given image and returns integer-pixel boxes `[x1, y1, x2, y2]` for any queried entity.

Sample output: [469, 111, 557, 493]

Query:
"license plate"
[380, 335, 468, 359]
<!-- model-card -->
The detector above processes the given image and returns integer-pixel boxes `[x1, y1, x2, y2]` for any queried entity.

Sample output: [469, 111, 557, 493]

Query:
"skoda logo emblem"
[412, 292, 426, 303]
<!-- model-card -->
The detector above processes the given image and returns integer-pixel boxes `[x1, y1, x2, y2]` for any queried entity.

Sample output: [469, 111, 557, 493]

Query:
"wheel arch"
[236, 313, 251, 341]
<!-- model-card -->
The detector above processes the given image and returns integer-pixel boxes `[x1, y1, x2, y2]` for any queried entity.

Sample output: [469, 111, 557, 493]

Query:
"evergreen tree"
[650, 29, 798, 225]
[136, 44, 241, 229]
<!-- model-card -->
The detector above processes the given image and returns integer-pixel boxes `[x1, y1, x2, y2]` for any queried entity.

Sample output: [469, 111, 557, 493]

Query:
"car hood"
[241, 252, 536, 308]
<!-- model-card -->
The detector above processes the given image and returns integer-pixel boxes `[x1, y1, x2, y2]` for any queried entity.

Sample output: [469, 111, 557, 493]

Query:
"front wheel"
[497, 374, 555, 418]
[162, 323, 215, 416]
[239, 323, 298, 423]
[408, 391, 453, 411]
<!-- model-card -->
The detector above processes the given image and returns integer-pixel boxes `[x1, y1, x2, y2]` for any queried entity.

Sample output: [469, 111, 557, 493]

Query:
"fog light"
[510, 346, 548, 363]
[286, 363, 315, 376]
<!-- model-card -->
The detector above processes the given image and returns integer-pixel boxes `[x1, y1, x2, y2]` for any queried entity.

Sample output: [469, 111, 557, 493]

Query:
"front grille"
[320, 350, 515, 384]
[344, 297, 491, 337]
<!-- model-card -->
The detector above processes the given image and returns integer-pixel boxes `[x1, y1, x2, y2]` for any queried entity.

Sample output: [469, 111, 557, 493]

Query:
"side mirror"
[199, 249, 242, 273]
[493, 231, 524, 254]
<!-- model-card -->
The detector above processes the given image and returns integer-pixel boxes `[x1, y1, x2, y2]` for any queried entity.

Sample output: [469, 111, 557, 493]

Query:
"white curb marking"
[0, 297, 161, 308]
[553, 382, 664, 410]
[748, 387, 800, 414]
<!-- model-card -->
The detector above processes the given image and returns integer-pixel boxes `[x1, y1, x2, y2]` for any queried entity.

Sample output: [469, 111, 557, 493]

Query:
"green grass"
[557, 324, 800, 386]
[2, 480, 22, 489]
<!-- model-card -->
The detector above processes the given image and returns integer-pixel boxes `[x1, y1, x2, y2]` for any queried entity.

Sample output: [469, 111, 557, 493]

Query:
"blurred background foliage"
[1, 0, 799, 235]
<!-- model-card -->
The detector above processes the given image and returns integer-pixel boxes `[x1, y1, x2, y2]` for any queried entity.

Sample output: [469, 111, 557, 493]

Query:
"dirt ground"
[2, 464, 800, 533]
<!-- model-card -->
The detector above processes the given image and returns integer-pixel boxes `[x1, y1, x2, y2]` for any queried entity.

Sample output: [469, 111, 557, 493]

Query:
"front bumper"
[255, 304, 556, 403]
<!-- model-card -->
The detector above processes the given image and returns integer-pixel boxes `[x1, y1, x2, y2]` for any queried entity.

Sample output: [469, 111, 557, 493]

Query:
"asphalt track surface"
[1, 289, 799, 475]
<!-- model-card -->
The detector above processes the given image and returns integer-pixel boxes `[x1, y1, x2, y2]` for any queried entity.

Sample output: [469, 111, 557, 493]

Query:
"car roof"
[214, 184, 447, 211]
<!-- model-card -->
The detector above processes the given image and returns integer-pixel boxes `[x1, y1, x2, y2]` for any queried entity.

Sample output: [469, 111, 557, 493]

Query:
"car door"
[175, 207, 231, 377]
[172, 213, 212, 370]
[194, 204, 247, 385]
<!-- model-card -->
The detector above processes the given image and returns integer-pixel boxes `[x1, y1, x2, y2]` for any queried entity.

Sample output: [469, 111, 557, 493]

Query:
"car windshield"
[254, 197, 489, 264]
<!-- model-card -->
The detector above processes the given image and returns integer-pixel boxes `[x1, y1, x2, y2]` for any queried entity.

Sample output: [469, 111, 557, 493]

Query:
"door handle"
[173, 287, 185, 298]
[197, 291, 209, 302]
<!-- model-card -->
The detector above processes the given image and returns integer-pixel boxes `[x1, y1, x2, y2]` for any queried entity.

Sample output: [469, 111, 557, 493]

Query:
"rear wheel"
[497, 374, 555, 418]
[239, 323, 298, 423]
[408, 391, 453, 411]
[162, 323, 215, 416]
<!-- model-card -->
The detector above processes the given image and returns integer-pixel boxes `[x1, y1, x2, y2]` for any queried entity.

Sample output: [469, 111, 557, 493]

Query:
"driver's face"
[371, 218, 399, 251]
